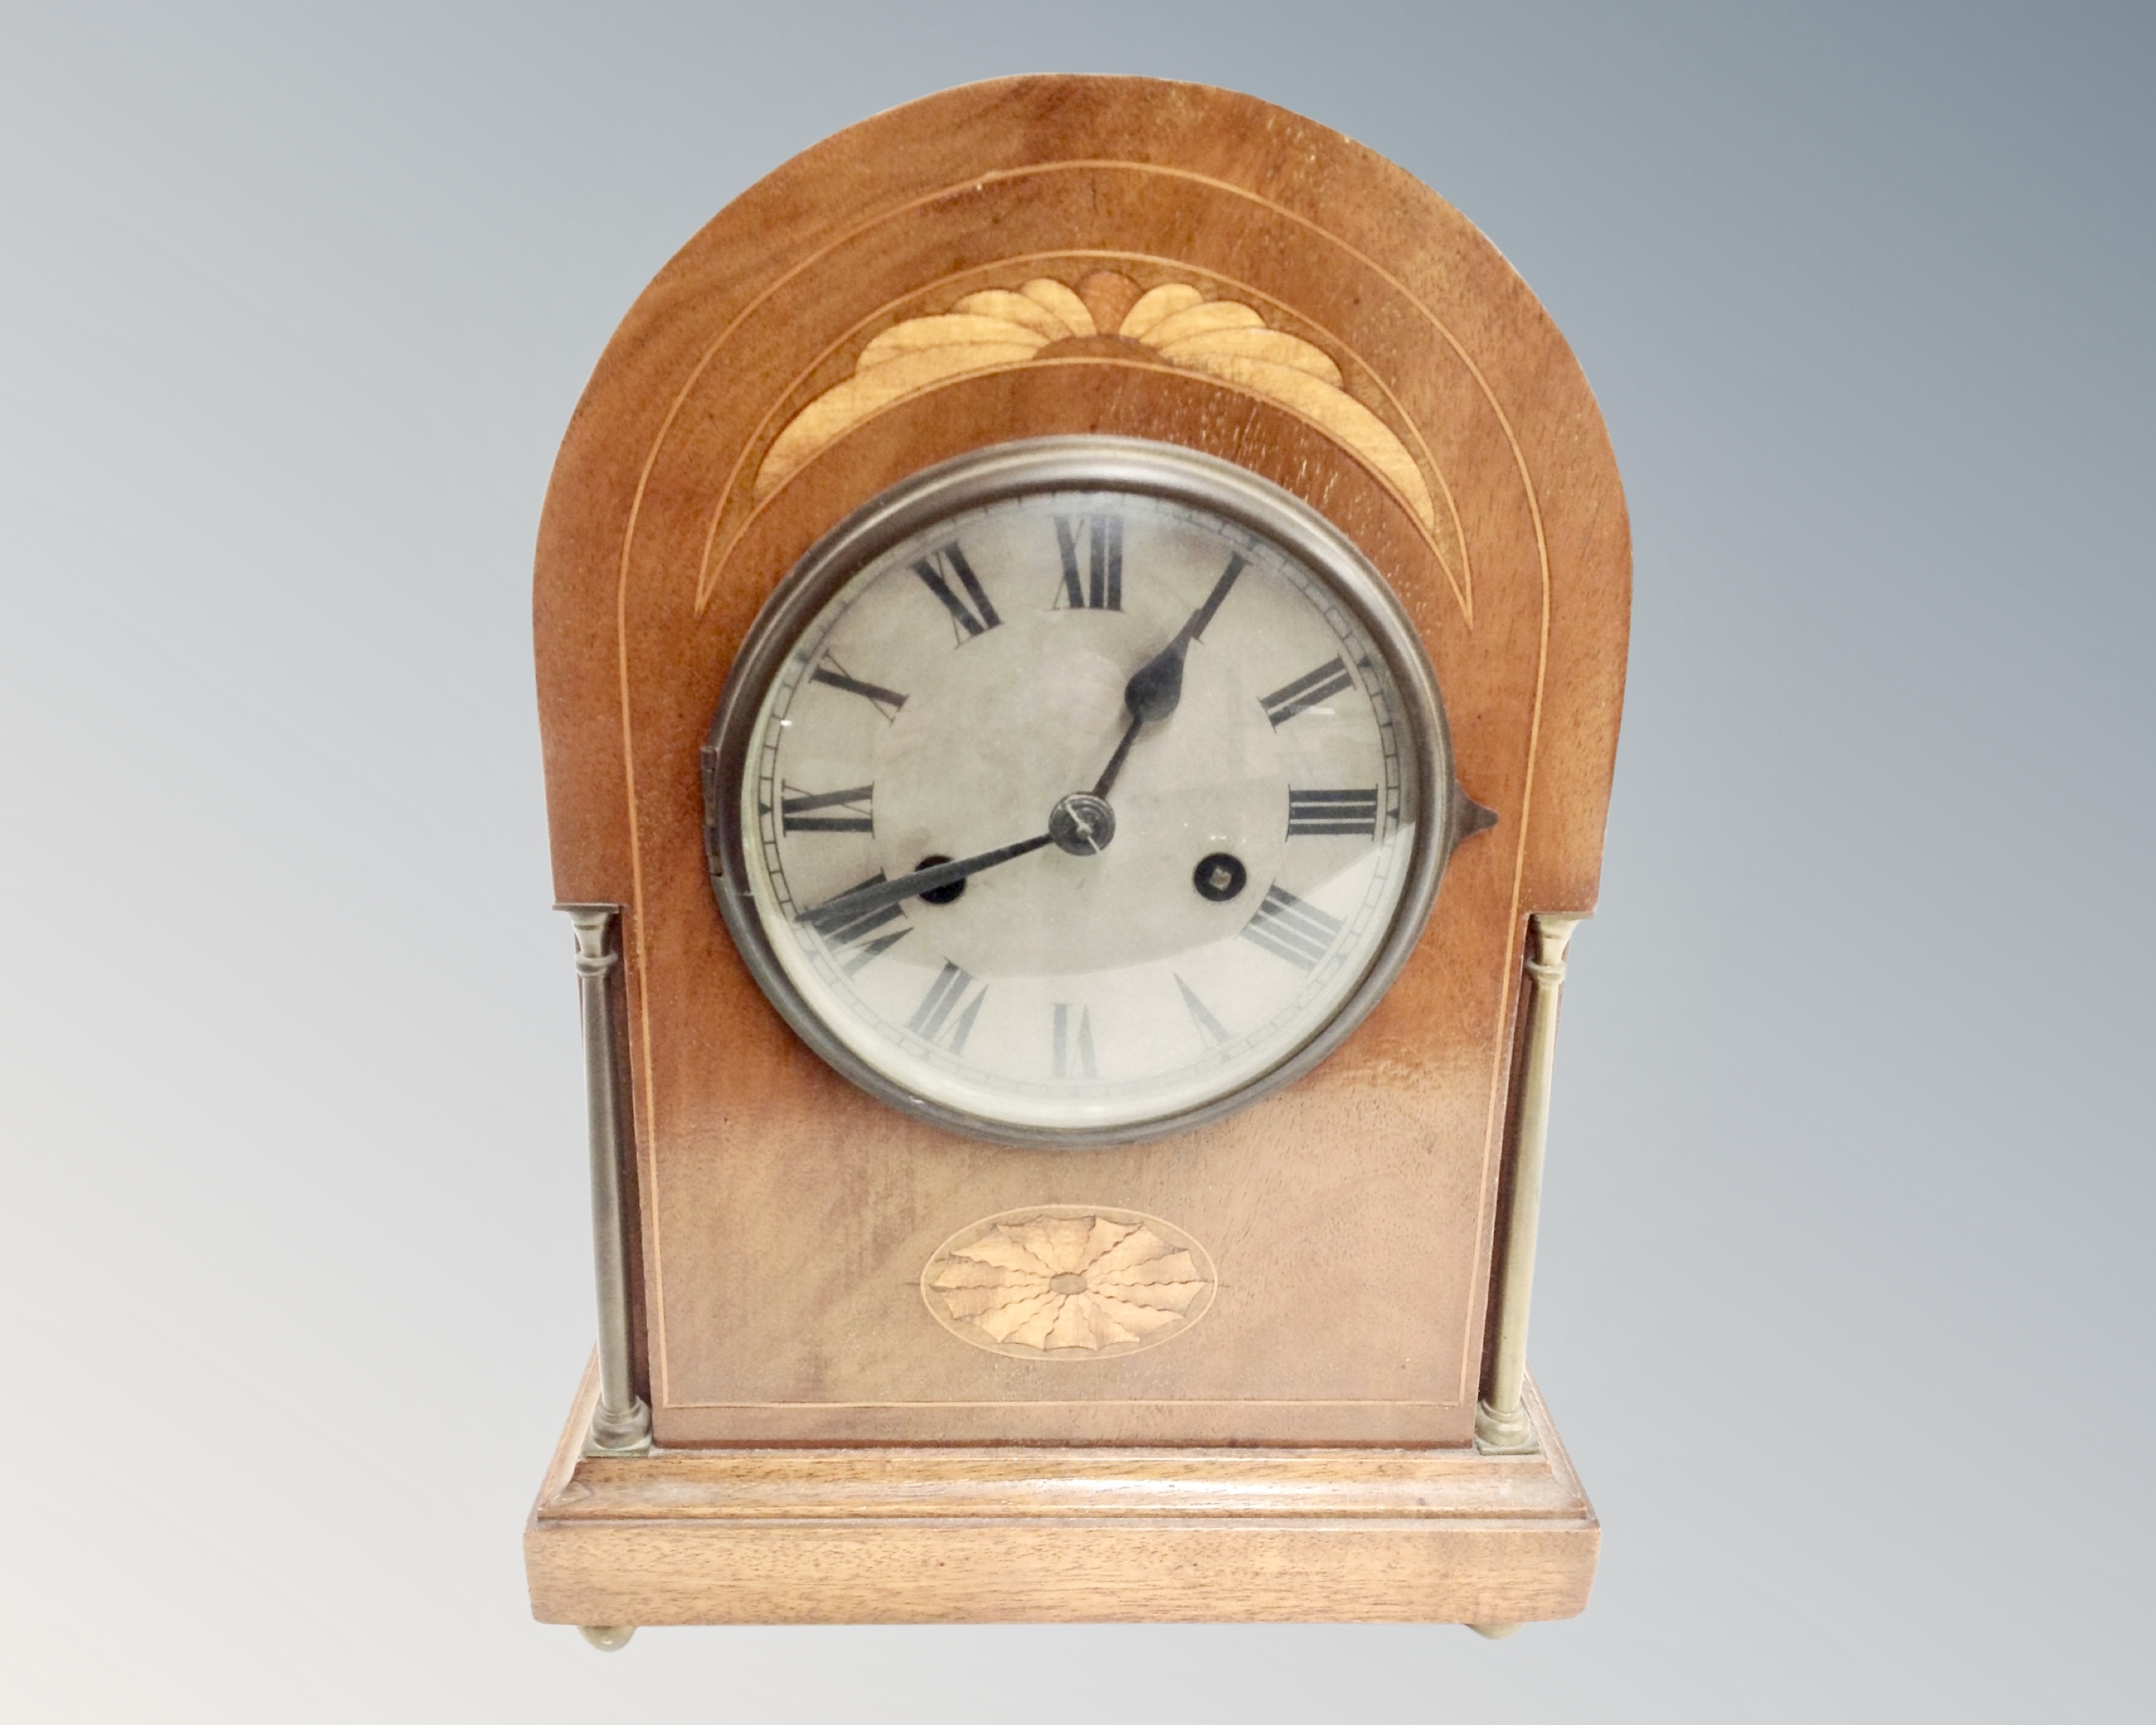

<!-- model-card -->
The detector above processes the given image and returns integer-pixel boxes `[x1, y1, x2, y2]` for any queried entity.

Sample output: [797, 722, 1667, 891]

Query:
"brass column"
[561, 904, 652, 1457]
[1476, 913, 1584, 1453]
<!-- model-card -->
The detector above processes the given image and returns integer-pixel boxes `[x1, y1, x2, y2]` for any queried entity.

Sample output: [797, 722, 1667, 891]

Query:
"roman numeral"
[1241, 885, 1344, 971]
[1259, 656, 1353, 727]
[780, 783, 874, 833]
[1053, 514, 1122, 610]
[1051, 1004, 1099, 1079]
[1286, 787, 1379, 837]
[906, 962, 986, 1056]
[814, 874, 911, 974]
[808, 653, 906, 721]
[1175, 974, 1231, 1050]
[912, 541, 1001, 641]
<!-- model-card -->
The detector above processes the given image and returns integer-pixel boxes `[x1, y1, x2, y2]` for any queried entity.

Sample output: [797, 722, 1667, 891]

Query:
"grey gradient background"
[3, 3, 2150, 1719]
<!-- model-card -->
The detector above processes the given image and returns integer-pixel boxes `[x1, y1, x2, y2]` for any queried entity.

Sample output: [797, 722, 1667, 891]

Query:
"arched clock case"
[525, 75, 1629, 1639]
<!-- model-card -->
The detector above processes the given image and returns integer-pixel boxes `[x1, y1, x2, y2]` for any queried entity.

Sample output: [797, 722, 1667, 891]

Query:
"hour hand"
[1089, 551, 1247, 801]
[797, 832, 1053, 934]
[1135, 549, 1248, 721]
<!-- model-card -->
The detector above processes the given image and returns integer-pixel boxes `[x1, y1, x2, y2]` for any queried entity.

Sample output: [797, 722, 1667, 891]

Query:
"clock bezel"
[701, 434, 1463, 1149]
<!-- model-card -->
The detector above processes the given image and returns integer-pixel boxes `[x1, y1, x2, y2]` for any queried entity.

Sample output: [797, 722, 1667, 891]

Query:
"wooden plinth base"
[525, 1362, 1598, 1628]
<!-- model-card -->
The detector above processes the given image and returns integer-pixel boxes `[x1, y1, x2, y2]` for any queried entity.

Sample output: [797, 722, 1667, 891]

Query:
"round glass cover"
[704, 438, 1452, 1147]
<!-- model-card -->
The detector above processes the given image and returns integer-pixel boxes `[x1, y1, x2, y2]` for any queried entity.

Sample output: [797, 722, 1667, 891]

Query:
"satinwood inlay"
[757, 272, 1438, 537]
[921, 1206, 1216, 1360]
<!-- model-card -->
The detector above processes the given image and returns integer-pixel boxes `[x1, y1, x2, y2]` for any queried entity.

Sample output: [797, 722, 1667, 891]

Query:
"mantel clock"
[524, 76, 1629, 1641]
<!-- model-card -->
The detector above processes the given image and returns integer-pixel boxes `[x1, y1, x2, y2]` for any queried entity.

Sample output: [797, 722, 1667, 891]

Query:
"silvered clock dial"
[703, 437, 1469, 1147]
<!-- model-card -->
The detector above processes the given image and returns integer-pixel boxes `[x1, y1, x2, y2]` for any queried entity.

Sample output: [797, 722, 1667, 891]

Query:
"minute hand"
[1090, 551, 1247, 800]
[797, 833, 1053, 934]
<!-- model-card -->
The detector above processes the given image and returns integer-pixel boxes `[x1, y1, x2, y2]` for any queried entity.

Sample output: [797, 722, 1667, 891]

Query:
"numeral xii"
[1054, 514, 1122, 610]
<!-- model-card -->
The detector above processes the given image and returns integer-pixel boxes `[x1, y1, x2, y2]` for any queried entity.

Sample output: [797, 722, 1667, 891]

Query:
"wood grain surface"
[526, 1358, 1599, 1624]
[532, 75, 1629, 1448]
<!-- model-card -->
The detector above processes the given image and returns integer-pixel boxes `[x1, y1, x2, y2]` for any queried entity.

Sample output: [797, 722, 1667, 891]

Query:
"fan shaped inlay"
[755, 272, 1437, 537]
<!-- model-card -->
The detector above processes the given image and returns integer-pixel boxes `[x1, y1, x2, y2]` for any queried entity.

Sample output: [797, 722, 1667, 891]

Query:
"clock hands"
[1089, 552, 1247, 800]
[797, 784, 1123, 932]
[798, 832, 1055, 934]
[801, 553, 1250, 931]
[1168, 549, 1250, 663]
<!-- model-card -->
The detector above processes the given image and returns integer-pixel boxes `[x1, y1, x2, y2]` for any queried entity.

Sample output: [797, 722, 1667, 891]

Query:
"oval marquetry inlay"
[921, 1206, 1216, 1361]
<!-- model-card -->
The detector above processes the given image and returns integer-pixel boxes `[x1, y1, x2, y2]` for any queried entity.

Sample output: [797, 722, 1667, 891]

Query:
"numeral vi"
[1052, 1004, 1099, 1079]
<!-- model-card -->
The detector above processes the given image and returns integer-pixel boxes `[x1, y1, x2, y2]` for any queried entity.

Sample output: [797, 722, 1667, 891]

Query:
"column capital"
[558, 903, 621, 978]
[1524, 912, 1585, 987]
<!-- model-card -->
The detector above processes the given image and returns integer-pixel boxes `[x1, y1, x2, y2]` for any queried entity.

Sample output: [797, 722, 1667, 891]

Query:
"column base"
[1474, 1395, 1539, 1454]
[584, 1396, 653, 1458]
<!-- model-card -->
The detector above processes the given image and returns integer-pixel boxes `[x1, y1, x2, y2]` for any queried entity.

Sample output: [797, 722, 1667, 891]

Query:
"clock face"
[705, 439, 1451, 1145]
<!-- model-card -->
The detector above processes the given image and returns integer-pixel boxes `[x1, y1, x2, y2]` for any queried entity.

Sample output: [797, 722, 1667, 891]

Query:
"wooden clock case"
[525, 75, 1628, 1633]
